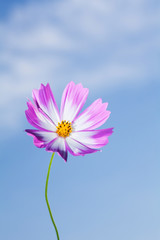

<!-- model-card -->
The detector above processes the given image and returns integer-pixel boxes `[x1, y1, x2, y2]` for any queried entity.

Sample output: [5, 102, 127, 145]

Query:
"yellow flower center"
[56, 120, 72, 138]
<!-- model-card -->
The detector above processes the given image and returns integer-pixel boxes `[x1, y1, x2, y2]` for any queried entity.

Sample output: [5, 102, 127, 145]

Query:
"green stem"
[45, 152, 60, 240]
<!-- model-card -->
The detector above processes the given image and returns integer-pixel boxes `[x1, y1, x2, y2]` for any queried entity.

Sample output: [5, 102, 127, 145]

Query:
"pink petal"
[26, 129, 57, 148]
[60, 81, 89, 122]
[70, 128, 113, 149]
[46, 137, 68, 161]
[66, 137, 98, 156]
[73, 99, 111, 131]
[32, 83, 60, 126]
[25, 100, 56, 131]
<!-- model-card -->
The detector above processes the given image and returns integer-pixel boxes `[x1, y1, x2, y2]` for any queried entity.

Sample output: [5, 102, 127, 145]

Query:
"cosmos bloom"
[25, 82, 113, 161]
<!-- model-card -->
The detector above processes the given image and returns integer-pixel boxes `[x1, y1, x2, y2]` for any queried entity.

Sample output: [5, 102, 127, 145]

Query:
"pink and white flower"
[25, 82, 113, 161]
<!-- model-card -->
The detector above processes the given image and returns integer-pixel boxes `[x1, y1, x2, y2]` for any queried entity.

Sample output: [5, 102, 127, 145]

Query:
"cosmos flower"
[25, 82, 113, 161]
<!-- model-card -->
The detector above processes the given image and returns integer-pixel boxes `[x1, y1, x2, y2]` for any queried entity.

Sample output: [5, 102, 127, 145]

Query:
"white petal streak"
[46, 136, 65, 152]
[70, 131, 95, 145]
[66, 136, 97, 155]
[32, 84, 60, 126]
[34, 130, 57, 142]
[60, 82, 89, 122]
[36, 108, 57, 131]
[70, 128, 113, 148]
[48, 100, 60, 125]
[74, 99, 110, 131]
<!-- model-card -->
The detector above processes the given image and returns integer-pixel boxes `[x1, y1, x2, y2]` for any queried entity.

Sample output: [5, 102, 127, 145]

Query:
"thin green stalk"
[45, 152, 60, 240]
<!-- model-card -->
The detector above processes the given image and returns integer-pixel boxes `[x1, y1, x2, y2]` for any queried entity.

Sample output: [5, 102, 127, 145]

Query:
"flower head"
[25, 82, 113, 161]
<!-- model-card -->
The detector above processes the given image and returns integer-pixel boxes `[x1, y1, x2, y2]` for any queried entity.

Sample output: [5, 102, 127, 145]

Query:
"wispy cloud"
[0, 0, 159, 131]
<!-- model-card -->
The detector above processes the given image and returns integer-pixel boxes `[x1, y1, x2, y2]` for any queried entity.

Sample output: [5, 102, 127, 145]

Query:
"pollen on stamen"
[56, 120, 72, 138]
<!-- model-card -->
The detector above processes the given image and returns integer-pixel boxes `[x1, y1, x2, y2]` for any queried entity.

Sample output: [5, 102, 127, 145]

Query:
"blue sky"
[0, 0, 160, 240]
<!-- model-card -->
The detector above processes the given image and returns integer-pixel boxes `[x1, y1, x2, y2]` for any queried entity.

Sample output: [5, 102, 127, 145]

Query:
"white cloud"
[0, 0, 159, 133]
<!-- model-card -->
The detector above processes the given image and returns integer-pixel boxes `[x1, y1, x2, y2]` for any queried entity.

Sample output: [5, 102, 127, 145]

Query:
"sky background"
[0, 0, 160, 239]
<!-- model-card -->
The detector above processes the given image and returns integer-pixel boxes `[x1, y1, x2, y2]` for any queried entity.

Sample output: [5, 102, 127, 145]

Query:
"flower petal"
[70, 128, 113, 149]
[66, 137, 98, 156]
[25, 129, 57, 148]
[32, 83, 60, 126]
[46, 137, 68, 161]
[60, 81, 89, 122]
[25, 100, 56, 131]
[73, 99, 111, 131]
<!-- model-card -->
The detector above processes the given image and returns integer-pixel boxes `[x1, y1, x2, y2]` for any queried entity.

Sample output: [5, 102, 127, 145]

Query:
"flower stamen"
[56, 120, 72, 138]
